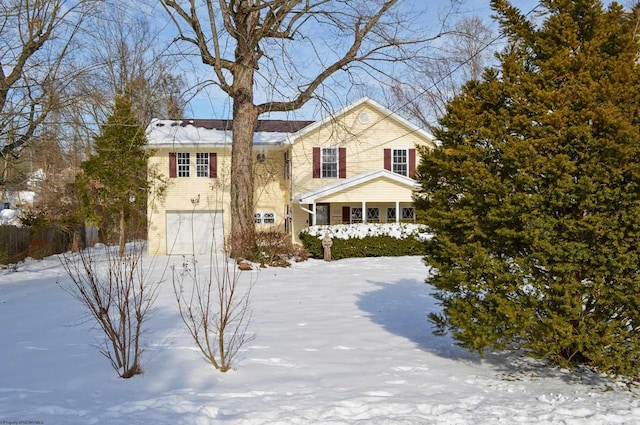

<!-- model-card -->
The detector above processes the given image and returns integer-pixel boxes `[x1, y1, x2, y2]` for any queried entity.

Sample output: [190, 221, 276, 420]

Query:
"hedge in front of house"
[298, 232, 424, 259]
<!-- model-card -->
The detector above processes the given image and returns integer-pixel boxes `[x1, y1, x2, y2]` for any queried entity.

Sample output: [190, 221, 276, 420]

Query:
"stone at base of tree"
[238, 261, 252, 271]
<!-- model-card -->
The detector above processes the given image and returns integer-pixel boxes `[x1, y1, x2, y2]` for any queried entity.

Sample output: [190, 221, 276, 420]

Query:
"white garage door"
[166, 211, 224, 255]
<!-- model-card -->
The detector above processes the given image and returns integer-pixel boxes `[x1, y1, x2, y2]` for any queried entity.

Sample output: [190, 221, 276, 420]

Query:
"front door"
[316, 203, 330, 225]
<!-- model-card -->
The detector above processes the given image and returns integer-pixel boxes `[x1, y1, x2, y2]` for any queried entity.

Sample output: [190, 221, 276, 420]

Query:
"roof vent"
[156, 122, 165, 127]
[358, 111, 371, 124]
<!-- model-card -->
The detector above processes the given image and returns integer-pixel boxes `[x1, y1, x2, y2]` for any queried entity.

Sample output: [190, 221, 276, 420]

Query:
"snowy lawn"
[1, 250, 639, 424]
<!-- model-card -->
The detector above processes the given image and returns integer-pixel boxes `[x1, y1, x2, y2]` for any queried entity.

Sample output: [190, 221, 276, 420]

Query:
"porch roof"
[292, 169, 419, 204]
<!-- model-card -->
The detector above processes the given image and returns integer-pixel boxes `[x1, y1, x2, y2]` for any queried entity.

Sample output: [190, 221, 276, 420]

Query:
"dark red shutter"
[339, 147, 346, 178]
[409, 148, 416, 177]
[342, 206, 350, 224]
[209, 152, 217, 178]
[312, 147, 320, 178]
[384, 148, 391, 171]
[169, 152, 177, 178]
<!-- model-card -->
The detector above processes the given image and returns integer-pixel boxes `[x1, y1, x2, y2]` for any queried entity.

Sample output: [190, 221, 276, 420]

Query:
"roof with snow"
[146, 118, 314, 148]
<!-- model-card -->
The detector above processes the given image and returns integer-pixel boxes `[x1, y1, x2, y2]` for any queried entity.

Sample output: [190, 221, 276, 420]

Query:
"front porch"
[290, 169, 419, 242]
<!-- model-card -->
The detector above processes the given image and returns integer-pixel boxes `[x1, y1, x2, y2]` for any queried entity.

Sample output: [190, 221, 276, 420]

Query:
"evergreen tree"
[416, 0, 640, 375]
[79, 93, 150, 256]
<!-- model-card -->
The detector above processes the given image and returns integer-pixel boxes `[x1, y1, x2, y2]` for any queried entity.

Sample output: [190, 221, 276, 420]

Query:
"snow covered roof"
[146, 118, 314, 148]
[293, 169, 419, 204]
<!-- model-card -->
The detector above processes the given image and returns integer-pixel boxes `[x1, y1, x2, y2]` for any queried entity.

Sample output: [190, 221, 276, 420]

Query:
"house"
[146, 97, 435, 255]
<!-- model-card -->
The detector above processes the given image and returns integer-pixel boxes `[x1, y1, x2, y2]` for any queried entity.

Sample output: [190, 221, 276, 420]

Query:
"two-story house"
[146, 97, 435, 255]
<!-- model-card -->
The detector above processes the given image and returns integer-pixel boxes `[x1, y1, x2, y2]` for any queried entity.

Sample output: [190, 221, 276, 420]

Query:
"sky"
[156, 0, 542, 122]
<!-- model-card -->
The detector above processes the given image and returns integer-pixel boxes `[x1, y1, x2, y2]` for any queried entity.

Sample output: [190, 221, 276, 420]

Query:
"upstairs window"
[384, 148, 416, 177]
[177, 153, 190, 177]
[322, 147, 338, 178]
[313, 147, 346, 178]
[170, 152, 216, 178]
[196, 153, 209, 177]
[392, 149, 408, 176]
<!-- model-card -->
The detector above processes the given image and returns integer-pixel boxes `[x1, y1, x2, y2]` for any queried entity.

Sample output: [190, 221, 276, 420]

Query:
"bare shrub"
[59, 242, 157, 378]
[255, 231, 307, 266]
[172, 253, 255, 372]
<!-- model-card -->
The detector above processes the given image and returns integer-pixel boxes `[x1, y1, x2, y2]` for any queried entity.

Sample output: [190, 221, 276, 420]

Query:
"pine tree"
[79, 93, 150, 256]
[417, 0, 640, 375]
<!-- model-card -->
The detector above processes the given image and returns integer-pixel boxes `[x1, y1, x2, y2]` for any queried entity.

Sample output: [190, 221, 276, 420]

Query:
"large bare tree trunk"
[230, 100, 259, 258]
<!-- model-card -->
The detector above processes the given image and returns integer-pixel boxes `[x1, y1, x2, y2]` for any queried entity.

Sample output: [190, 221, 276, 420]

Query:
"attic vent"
[358, 111, 371, 124]
[256, 153, 266, 163]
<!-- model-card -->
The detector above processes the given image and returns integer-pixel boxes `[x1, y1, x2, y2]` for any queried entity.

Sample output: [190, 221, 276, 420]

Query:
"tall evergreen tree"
[416, 0, 640, 375]
[79, 93, 150, 256]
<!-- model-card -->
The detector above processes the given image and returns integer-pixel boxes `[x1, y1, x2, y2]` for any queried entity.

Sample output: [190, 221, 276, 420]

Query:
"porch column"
[362, 201, 367, 224]
[396, 201, 400, 223]
[312, 202, 317, 226]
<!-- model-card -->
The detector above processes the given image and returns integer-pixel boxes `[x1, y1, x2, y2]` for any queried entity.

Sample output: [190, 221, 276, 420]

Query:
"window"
[367, 207, 380, 223]
[401, 207, 415, 221]
[351, 207, 362, 223]
[322, 147, 338, 178]
[386, 207, 396, 221]
[393, 149, 408, 176]
[313, 147, 346, 179]
[263, 212, 275, 224]
[177, 152, 190, 177]
[255, 212, 276, 224]
[196, 153, 209, 177]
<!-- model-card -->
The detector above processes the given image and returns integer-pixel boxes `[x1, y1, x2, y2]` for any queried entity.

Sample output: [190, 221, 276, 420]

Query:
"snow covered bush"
[299, 223, 431, 259]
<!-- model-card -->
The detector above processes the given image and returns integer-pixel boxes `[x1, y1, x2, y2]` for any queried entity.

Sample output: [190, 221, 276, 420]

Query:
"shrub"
[253, 230, 309, 266]
[299, 224, 429, 260]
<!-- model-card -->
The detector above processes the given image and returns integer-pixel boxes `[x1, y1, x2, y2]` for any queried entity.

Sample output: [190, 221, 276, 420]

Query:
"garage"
[165, 210, 224, 255]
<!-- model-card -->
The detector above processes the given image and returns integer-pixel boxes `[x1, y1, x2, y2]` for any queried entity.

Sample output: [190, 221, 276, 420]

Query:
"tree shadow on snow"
[357, 278, 479, 363]
[356, 279, 621, 387]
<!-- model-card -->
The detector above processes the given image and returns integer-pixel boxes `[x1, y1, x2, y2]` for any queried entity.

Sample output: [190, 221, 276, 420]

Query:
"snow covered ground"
[1, 249, 639, 424]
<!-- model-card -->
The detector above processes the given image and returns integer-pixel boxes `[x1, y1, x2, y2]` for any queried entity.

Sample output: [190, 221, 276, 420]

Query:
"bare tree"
[173, 250, 255, 372]
[386, 15, 495, 131]
[59, 241, 158, 378]
[160, 0, 443, 258]
[0, 0, 95, 199]
[77, 3, 187, 128]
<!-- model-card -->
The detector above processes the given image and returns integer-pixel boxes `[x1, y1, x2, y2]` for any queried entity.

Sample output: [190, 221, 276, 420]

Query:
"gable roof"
[146, 97, 435, 149]
[146, 118, 314, 148]
[293, 169, 419, 204]
[283, 97, 435, 146]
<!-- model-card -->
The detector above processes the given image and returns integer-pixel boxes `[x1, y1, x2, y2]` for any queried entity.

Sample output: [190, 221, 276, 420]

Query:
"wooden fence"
[0, 225, 77, 265]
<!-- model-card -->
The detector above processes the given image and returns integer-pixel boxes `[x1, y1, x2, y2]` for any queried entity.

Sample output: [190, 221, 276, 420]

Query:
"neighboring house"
[146, 97, 435, 255]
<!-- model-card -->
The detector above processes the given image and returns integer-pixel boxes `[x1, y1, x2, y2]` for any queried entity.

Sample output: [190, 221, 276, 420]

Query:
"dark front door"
[316, 203, 330, 225]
